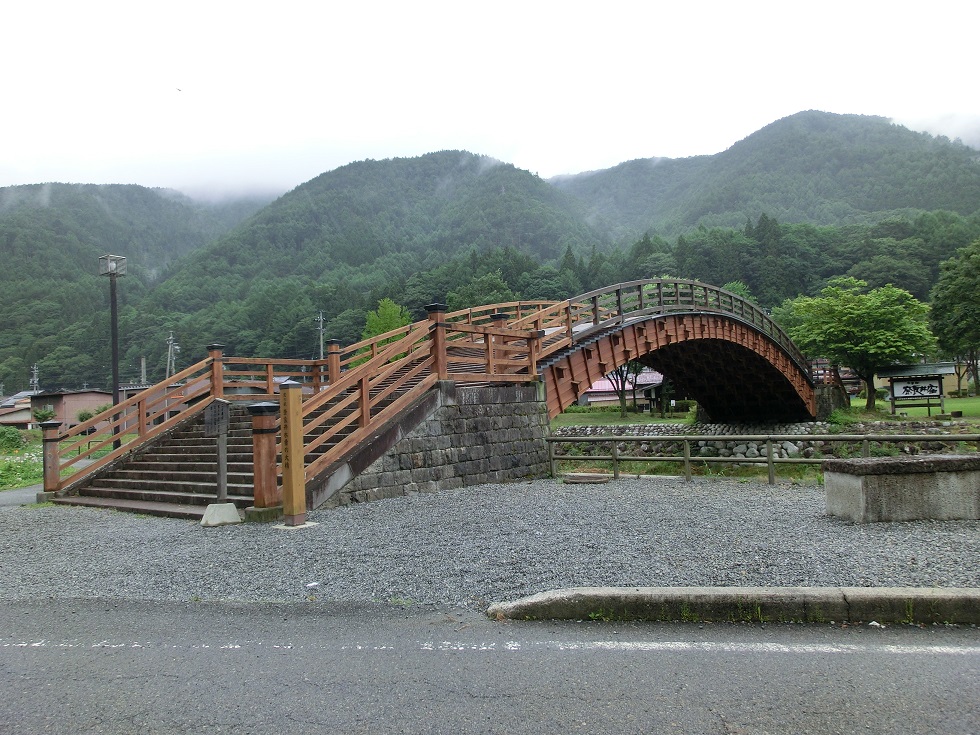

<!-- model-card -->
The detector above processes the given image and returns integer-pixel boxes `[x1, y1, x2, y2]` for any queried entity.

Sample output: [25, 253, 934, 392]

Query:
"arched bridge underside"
[539, 309, 815, 424]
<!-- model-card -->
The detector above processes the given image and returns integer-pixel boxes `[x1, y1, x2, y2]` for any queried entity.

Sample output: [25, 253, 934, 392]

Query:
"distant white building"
[581, 368, 663, 408]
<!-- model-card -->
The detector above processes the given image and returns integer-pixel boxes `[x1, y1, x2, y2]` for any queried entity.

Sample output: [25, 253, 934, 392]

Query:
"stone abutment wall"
[335, 383, 550, 506]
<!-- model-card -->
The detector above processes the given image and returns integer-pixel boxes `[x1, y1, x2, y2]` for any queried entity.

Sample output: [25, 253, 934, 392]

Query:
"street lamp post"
[99, 254, 126, 448]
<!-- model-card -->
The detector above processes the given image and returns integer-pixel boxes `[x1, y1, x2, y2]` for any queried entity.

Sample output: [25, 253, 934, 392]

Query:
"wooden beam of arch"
[541, 313, 815, 423]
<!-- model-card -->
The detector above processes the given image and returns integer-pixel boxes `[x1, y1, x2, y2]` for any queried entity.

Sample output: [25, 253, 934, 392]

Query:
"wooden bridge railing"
[512, 278, 809, 375]
[295, 302, 550, 483]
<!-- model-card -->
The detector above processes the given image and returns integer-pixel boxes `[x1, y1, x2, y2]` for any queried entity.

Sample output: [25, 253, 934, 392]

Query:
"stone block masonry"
[824, 454, 980, 523]
[333, 383, 551, 506]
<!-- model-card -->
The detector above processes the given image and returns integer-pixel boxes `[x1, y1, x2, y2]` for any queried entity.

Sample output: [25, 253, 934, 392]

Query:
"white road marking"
[2, 638, 978, 656]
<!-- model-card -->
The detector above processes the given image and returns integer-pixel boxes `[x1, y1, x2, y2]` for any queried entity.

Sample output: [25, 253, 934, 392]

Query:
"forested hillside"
[0, 184, 271, 392]
[553, 111, 980, 239]
[134, 152, 605, 365]
[2, 113, 979, 394]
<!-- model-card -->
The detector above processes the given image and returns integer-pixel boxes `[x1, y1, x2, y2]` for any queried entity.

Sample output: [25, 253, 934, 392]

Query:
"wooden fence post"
[489, 313, 508, 375]
[326, 339, 341, 384]
[246, 402, 281, 515]
[427, 303, 448, 380]
[280, 381, 306, 526]
[207, 343, 225, 399]
[40, 420, 63, 495]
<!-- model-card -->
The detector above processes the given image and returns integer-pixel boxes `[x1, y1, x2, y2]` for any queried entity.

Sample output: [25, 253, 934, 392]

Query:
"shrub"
[0, 426, 24, 453]
[827, 408, 861, 426]
[563, 404, 646, 414]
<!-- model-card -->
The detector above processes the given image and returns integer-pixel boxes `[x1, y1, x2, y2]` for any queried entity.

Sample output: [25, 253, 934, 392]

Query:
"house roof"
[586, 370, 663, 394]
[1, 390, 39, 407]
[33, 389, 113, 399]
[877, 363, 957, 378]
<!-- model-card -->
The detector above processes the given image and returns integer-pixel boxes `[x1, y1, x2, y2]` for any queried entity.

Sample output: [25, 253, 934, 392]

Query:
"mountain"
[141, 151, 605, 347]
[0, 184, 272, 393]
[3, 112, 980, 393]
[552, 111, 980, 239]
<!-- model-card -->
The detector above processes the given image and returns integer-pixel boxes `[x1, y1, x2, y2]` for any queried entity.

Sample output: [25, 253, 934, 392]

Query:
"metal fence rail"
[547, 433, 980, 484]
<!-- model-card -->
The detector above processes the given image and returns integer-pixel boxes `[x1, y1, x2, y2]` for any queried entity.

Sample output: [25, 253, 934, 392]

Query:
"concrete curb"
[486, 587, 980, 625]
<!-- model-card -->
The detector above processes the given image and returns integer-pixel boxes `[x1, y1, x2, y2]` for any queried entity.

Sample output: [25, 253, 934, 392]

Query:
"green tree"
[32, 408, 56, 422]
[446, 271, 516, 311]
[325, 308, 367, 346]
[777, 277, 936, 410]
[605, 361, 644, 418]
[721, 280, 757, 303]
[362, 298, 413, 341]
[930, 239, 980, 389]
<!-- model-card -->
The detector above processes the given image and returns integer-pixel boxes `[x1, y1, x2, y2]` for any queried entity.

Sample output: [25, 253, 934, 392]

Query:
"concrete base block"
[273, 521, 319, 531]
[563, 473, 612, 484]
[200, 503, 243, 527]
[244, 505, 283, 523]
[36, 491, 57, 503]
[824, 455, 980, 522]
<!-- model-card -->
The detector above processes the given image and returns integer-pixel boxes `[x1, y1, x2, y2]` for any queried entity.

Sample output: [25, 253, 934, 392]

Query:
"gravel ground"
[2, 477, 978, 612]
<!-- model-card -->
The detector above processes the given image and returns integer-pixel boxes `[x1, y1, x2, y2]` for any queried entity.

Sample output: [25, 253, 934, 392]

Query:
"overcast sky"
[3, 1, 978, 199]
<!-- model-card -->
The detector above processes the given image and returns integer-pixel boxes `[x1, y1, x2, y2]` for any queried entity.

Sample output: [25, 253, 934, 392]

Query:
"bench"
[823, 455, 980, 523]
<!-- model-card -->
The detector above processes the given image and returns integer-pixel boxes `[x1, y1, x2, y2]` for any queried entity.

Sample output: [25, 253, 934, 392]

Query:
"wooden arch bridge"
[43, 279, 816, 516]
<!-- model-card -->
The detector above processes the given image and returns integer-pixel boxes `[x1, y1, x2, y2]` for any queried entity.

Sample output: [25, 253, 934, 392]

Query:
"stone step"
[140, 447, 253, 459]
[161, 437, 253, 448]
[103, 468, 254, 484]
[76, 487, 254, 509]
[94, 477, 254, 495]
[52, 496, 213, 520]
[114, 461, 254, 474]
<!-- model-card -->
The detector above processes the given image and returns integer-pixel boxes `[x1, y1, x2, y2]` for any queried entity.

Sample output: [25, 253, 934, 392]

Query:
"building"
[0, 390, 41, 430]
[580, 369, 664, 409]
[30, 389, 113, 430]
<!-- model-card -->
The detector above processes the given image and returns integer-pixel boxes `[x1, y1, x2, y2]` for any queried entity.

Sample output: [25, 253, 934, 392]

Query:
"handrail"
[512, 279, 808, 375]
[50, 356, 218, 492]
[298, 311, 544, 484]
[548, 433, 980, 484]
[335, 300, 559, 370]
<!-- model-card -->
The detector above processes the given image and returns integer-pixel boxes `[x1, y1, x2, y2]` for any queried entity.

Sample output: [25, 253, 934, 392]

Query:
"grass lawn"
[889, 394, 980, 422]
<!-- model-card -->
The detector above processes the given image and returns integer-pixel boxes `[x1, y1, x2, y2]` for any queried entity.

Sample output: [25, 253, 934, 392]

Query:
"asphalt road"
[2, 599, 978, 734]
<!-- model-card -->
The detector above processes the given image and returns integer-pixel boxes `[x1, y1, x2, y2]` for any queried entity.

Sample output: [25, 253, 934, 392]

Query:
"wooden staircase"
[41, 297, 602, 517]
[53, 405, 256, 520]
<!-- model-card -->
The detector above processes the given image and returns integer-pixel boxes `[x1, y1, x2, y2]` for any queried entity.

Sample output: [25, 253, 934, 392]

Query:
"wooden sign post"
[204, 398, 230, 501]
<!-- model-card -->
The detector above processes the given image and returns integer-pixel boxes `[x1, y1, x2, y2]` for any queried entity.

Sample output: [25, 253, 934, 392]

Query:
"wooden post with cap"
[326, 339, 341, 384]
[427, 303, 448, 380]
[40, 420, 63, 495]
[207, 344, 225, 399]
[279, 381, 306, 526]
[245, 402, 282, 521]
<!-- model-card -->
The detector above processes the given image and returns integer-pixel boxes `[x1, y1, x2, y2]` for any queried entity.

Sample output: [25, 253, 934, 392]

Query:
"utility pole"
[165, 332, 180, 379]
[315, 311, 325, 360]
[30, 364, 40, 394]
